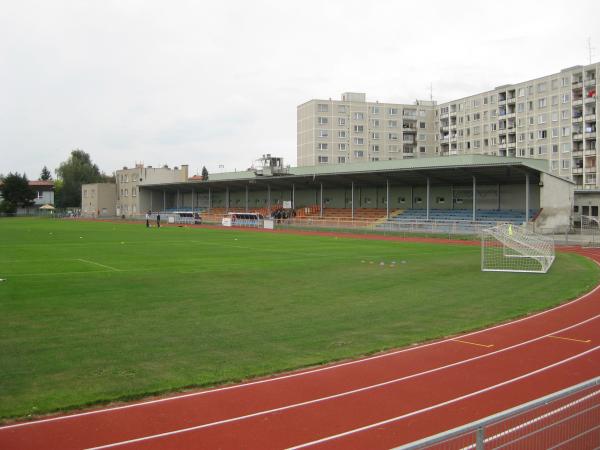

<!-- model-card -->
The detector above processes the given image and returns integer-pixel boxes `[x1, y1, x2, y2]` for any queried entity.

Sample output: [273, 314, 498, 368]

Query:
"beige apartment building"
[81, 183, 117, 217]
[298, 63, 598, 191]
[297, 93, 438, 166]
[115, 163, 189, 216]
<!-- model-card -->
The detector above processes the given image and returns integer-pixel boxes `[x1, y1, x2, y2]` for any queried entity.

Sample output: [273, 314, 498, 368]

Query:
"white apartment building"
[298, 63, 598, 189]
[115, 163, 188, 216]
[297, 93, 437, 166]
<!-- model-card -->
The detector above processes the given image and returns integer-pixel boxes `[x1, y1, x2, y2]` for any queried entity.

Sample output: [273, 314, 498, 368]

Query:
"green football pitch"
[0, 218, 598, 420]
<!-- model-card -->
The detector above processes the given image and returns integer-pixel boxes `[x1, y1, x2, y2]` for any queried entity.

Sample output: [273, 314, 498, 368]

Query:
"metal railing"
[394, 377, 600, 449]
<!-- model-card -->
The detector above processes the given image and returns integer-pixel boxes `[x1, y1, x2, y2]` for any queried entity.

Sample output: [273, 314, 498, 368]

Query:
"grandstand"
[136, 155, 574, 233]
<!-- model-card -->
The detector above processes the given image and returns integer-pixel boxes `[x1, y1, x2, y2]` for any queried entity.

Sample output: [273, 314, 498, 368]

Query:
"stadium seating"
[391, 209, 540, 224]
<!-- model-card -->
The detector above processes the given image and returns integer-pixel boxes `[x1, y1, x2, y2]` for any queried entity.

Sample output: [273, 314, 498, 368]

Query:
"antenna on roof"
[587, 37, 595, 65]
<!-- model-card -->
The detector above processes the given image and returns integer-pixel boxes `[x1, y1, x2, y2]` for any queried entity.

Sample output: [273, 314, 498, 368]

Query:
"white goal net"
[481, 224, 555, 273]
[581, 215, 600, 248]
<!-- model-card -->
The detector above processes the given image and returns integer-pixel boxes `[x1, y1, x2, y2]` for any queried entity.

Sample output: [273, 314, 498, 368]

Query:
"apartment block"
[115, 163, 188, 216]
[435, 62, 598, 189]
[297, 93, 437, 166]
[82, 183, 117, 217]
[298, 63, 598, 189]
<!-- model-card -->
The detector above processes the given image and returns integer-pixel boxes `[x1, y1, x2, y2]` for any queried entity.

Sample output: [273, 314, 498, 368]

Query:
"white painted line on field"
[286, 346, 600, 450]
[2, 283, 599, 432]
[76, 259, 120, 272]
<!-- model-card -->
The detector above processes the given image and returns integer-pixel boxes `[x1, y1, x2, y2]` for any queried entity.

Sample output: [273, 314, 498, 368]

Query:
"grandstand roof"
[143, 155, 569, 192]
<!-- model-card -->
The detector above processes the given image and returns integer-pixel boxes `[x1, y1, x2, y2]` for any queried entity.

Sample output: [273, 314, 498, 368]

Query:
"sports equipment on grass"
[481, 223, 555, 273]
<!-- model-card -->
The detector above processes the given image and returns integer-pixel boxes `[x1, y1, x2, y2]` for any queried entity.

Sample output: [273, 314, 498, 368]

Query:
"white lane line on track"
[76, 259, 120, 272]
[286, 345, 600, 450]
[2, 281, 600, 431]
[75, 317, 600, 449]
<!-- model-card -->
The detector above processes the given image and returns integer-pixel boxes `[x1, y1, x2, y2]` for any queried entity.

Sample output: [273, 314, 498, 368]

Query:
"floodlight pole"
[472, 176, 477, 221]
[426, 176, 430, 221]
[525, 173, 530, 222]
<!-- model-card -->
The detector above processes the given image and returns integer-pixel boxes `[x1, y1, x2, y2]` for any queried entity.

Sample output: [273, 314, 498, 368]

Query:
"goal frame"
[481, 224, 555, 274]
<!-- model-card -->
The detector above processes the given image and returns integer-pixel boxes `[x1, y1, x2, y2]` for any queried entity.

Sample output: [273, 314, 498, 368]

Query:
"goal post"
[481, 223, 555, 273]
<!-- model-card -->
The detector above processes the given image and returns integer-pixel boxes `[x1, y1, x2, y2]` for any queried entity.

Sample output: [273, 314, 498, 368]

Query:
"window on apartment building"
[562, 93, 570, 103]
[120, 188, 123, 197]
[338, 105, 347, 113]
[419, 122, 426, 129]
[518, 118, 525, 127]
[338, 118, 346, 126]
[388, 145, 399, 152]
[552, 144, 559, 153]
[473, 126, 480, 135]
[538, 130, 547, 139]
[124, 175, 128, 182]
[338, 156, 347, 163]
[552, 111, 558, 122]
[551, 95, 558, 106]
[419, 110, 426, 117]
[371, 119, 380, 127]
[518, 148, 526, 157]
[562, 126, 570, 137]
[483, 97, 489, 105]
[562, 143, 571, 153]
[528, 117, 534, 126]
[388, 133, 398, 140]
[371, 144, 379, 152]
[388, 120, 398, 128]
[561, 77, 569, 87]
[528, 101, 534, 111]
[353, 112, 364, 120]
[517, 103, 524, 113]
[371, 106, 380, 114]
[354, 137, 364, 145]
[519, 133, 525, 142]
[319, 130, 328, 138]
[318, 117, 328, 125]
[419, 146, 426, 153]
[388, 108, 399, 115]
[83, 190, 88, 197]
[529, 147, 534, 156]
[562, 110, 569, 120]
[371, 132, 380, 139]
[473, 113, 481, 121]
[538, 114, 547, 124]
[527, 86, 534, 95]
[518, 88, 525, 97]
[317, 143, 328, 150]
[484, 138, 489, 147]
[491, 123, 497, 131]
[317, 104, 328, 112]
[132, 188, 137, 197]
[338, 143, 347, 151]
[354, 151, 364, 157]
[318, 156, 328, 163]
[125, 189, 129, 197]
[472, 99, 480, 108]
[338, 130, 346, 138]
[353, 125, 364, 133]
[473, 140, 481, 149]
[537, 82, 547, 93]
[538, 98, 547, 108]
[552, 128, 559, 138]
[490, 95, 496, 104]
[562, 159, 570, 169]
[418, 134, 426, 141]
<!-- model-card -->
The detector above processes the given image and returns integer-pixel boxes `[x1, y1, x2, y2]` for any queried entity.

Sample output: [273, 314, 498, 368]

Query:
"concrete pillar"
[525, 173, 530, 222]
[386, 179, 390, 219]
[472, 176, 477, 221]
[245, 185, 249, 212]
[292, 183, 295, 210]
[426, 177, 430, 220]
[319, 183, 323, 218]
[208, 187, 211, 213]
[226, 186, 229, 213]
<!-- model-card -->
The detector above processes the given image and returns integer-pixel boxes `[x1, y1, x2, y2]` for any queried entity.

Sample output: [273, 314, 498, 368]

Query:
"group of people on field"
[145, 211, 161, 228]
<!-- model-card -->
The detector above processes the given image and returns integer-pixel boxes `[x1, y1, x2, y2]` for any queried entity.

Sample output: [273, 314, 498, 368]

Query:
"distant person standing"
[156, 212, 161, 228]
[145, 211, 150, 228]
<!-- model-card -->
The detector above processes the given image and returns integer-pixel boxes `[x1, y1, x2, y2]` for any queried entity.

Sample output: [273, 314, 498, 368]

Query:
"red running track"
[1, 246, 599, 450]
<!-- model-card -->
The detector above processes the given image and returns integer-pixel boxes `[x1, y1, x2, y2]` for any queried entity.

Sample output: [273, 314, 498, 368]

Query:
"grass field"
[0, 218, 598, 421]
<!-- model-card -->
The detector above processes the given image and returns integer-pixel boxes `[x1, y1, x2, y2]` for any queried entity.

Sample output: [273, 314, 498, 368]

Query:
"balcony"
[572, 167, 583, 174]
[584, 96, 597, 103]
[586, 132, 597, 139]
[573, 149, 584, 156]
[585, 114, 596, 121]
[585, 166, 597, 173]
[585, 79, 596, 87]
[584, 149, 596, 155]
[573, 133, 584, 140]
[573, 99, 583, 106]
[572, 81, 583, 89]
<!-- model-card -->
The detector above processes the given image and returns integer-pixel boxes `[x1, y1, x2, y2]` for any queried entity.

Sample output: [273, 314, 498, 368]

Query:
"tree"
[201, 166, 209, 181]
[55, 149, 105, 207]
[0, 172, 36, 214]
[40, 166, 52, 181]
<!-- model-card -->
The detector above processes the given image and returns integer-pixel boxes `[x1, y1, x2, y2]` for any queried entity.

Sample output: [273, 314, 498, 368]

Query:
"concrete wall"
[82, 183, 117, 216]
[536, 174, 574, 231]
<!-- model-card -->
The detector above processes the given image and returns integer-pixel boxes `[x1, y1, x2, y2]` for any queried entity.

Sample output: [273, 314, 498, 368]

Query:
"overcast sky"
[2, 0, 600, 179]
